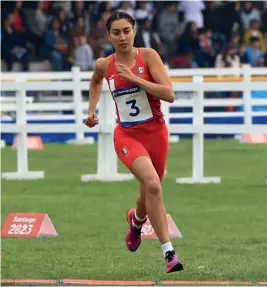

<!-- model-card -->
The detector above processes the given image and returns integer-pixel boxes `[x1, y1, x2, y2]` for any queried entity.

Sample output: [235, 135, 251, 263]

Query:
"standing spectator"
[216, 1, 243, 39]
[53, 1, 72, 17]
[12, 0, 27, 34]
[178, 0, 205, 29]
[198, 28, 215, 67]
[88, 12, 112, 58]
[118, 1, 135, 17]
[71, 0, 91, 34]
[27, 1, 48, 57]
[178, 21, 200, 57]
[158, 2, 181, 56]
[57, 8, 71, 40]
[135, 1, 153, 22]
[134, 18, 162, 55]
[240, 1, 261, 30]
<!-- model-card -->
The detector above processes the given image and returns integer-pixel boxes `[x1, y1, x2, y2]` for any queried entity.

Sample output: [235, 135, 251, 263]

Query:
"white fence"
[1, 65, 267, 184]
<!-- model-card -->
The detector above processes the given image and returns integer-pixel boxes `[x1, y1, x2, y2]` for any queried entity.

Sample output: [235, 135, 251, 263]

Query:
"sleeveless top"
[105, 48, 164, 128]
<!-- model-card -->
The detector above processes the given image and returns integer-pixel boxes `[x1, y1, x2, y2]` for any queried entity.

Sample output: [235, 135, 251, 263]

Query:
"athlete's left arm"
[135, 49, 175, 103]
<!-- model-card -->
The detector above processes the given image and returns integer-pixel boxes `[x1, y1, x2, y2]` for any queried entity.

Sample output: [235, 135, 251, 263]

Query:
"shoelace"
[165, 250, 176, 263]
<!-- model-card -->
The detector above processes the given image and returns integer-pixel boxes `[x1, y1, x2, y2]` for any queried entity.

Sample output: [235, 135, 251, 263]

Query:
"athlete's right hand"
[84, 113, 99, 128]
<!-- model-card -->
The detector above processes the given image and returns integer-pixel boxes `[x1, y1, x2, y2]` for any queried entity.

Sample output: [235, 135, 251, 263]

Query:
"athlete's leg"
[131, 156, 169, 243]
[131, 156, 183, 273]
[136, 184, 146, 219]
[114, 130, 148, 252]
[134, 123, 168, 230]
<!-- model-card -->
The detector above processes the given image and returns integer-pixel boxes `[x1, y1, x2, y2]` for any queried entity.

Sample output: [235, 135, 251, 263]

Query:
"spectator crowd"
[1, 0, 267, 72]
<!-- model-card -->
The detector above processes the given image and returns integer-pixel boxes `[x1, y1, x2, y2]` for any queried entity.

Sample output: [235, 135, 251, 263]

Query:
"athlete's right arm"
[85, 58, 108, 128]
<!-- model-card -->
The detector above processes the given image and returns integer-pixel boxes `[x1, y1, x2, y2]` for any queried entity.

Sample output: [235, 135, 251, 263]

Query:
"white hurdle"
[165, 65, 267, 184]
[0, 71, 133, 181]
[1, 77, 44, 180]
[80, 88, 134, 182]
[1, 65, 267, 183]
[174, 75, 221, 184]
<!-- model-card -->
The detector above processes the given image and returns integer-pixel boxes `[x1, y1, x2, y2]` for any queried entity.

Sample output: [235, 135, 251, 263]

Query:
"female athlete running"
[85, 11, 183, 273]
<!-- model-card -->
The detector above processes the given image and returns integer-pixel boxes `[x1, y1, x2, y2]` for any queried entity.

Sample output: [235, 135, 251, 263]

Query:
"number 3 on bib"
[113, 87, 153, 125]
[126, 99, 140, 117]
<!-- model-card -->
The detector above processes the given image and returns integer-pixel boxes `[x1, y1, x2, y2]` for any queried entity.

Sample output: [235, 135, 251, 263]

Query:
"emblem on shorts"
[122, 147, 128, 155]
[136, 67, 143, 74]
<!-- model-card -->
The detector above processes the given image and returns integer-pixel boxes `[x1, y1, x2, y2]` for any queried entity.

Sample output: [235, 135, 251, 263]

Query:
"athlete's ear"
[133, 28, 136, 37]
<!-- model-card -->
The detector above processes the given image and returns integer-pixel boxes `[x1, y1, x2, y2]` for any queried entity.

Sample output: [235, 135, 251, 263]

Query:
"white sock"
[134, 212, 146, 222]
[161, 242, 174, 257]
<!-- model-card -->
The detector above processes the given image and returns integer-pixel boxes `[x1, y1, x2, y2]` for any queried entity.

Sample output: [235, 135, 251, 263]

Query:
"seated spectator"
[215, 44, 240, 68]
[244, 19, 265, 53]
[215, 43, 241, 112]
[245, 36, 264, 67]
[68, 35, 94, 71]
[1, 13, 29, 71]
[167, 50, 198, 69]
[228, 32, 241, 54]
[44, 18, 68, 71]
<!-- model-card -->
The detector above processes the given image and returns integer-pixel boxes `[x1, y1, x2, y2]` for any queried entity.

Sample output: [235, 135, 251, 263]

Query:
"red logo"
[141, 214, 182, 240]
[1, 213, 58, 238]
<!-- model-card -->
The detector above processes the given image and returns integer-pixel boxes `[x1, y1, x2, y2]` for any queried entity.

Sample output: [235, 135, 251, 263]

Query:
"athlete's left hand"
[116, 64, 138, 83]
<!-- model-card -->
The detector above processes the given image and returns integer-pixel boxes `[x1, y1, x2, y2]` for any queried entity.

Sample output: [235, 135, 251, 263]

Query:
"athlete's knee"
[144, 177, 161, 196]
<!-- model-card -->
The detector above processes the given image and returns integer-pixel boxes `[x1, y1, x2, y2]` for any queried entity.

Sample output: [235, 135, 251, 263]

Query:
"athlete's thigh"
[114, 129, 150, 172]
[147, 124, 169, 181]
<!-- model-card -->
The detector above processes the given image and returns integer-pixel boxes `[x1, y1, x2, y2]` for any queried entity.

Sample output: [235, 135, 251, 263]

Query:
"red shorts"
[113, 121, 169, 181]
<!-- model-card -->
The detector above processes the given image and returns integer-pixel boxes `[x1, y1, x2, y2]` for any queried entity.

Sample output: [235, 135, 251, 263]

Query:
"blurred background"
[1, 0, 267, 72]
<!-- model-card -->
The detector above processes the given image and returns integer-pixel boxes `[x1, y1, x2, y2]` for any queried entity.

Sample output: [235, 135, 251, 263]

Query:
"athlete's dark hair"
[106, 11, 135, 32]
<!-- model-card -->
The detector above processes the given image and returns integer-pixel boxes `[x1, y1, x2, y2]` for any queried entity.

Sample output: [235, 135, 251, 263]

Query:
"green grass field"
[1, 139, 267, 283]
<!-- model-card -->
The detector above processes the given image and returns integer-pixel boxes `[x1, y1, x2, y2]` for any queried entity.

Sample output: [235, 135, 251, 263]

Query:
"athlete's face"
[108, 19, 136, 52]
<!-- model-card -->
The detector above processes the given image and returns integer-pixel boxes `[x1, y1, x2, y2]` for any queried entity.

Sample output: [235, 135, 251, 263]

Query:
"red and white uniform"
[105, 48, 169, 180]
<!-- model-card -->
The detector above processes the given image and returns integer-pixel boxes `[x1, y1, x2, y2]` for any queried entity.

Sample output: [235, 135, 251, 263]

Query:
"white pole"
[16, 77, 28, 173]
[80, 87, 133, 182]
[192, 76, 204, 180]
[243, 64, 252, 126]
[97, 90, 118, 177]
[72, 66, 84, 141]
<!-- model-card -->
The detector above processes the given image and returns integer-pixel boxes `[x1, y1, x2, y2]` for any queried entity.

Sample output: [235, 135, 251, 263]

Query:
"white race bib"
[112, 86, 153, 126]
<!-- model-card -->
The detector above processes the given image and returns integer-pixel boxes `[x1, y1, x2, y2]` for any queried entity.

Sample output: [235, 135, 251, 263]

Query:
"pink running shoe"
[165, 250, 184, 273]
[125, 208, 146, 252]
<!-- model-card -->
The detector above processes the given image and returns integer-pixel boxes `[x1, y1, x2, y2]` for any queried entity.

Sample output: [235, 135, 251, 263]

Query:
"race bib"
[112, 86, 153, 126]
